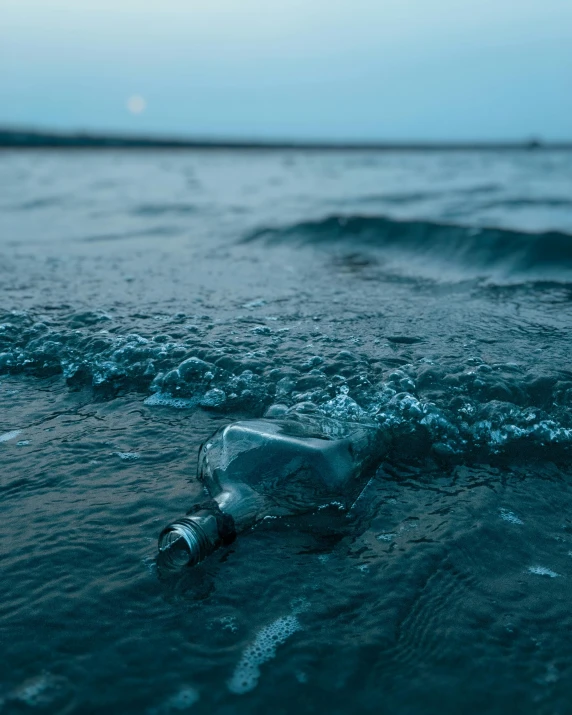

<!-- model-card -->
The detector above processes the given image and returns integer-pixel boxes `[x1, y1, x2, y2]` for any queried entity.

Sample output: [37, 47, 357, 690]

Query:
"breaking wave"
[245, 215, 572, 280]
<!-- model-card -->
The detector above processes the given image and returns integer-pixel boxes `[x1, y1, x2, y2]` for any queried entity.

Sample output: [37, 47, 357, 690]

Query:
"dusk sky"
[2, 0, 571, 140]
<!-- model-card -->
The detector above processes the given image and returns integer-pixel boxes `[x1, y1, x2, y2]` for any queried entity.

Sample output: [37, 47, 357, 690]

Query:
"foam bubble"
[144, 392, 197, 409]
[500, 508, 524, 525]
[115, 452, 140, 461]
[2, 308, 572, 461]
[320, 394, 369, 422]
[228, 615, 302, 695]
[200, 388, 226, 408]
[218, 616, 239, 633]
[290, 597, 310, 615]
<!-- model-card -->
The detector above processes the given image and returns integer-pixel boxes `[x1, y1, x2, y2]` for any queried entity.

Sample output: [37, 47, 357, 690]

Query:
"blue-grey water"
[1, 149, 572, 714]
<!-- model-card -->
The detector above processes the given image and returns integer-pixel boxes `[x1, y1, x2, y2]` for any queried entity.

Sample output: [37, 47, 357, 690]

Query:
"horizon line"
[1, 126, 572, 151]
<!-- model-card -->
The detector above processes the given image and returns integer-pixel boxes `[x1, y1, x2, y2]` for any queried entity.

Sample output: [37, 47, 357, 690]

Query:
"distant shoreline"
[1, 128, 571, 151]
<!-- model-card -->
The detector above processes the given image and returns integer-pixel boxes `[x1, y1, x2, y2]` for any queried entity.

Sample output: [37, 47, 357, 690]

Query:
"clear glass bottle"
[158, 413, 388, 569]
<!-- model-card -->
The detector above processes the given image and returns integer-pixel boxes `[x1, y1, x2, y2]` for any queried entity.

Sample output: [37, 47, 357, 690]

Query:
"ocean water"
[1, 149, 572, 714]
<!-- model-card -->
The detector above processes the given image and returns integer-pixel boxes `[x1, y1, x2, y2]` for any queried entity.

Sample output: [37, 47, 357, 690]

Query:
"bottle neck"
[157, 509, 223, 570]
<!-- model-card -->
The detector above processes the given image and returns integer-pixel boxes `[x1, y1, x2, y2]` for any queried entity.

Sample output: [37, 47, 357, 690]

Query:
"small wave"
[348, 191, 442, 205]
[131, 203, 197, 217]
[81, 226, 181, 243]
[244, 214, 572, 279]
[337, 184, 503, 208]
[10, 196, 67, 211]
[477, 197, 572, 210]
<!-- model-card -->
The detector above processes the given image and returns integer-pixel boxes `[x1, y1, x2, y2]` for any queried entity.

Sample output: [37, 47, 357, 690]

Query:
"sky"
[1, 0, 572, 141]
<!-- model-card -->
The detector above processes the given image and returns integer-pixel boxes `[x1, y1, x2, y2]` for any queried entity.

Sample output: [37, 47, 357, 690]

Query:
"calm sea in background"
[1, 149, 572, 714]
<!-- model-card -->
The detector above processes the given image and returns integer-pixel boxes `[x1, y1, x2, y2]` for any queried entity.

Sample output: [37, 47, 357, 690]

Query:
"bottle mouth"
[158, 517, 212, 570]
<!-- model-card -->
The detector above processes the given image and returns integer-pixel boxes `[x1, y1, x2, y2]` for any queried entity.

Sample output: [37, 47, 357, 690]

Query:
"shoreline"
[1, 128, 571, 151]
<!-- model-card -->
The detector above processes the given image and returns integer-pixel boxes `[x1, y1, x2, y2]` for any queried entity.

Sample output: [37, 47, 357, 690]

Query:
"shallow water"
[1, 149, 572, 714]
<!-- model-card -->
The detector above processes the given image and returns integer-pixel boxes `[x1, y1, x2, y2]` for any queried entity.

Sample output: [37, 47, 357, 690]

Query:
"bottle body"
[158, 414, 388, 569]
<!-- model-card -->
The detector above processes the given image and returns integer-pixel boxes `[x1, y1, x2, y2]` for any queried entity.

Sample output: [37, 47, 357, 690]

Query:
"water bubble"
[145, 393, 197, 409]
[200, 388, 226, 408]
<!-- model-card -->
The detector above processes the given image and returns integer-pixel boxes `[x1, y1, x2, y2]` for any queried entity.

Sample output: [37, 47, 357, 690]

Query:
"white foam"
[242, 299, 267, 309]
[527, 566, 559, 578]
[200, 388, 226, 408]
[377, 533, 396, 542]
[9, 674, 69, 708]
[0, 429, 21, 443]
[317, 501, 346, 511]
[499, 509, 524, 525]
[228, 615, 302, 695]
[320, 394, 369, 422]
[290, 597, 310, 615]
[115, 452, 140, 461]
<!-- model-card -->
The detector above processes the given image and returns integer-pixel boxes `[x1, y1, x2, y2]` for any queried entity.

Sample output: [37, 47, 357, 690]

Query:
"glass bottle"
[158, 412, 388, 570]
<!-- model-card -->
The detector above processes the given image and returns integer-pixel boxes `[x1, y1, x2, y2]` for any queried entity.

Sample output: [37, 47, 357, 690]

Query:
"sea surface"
[1, 149, 572, 714]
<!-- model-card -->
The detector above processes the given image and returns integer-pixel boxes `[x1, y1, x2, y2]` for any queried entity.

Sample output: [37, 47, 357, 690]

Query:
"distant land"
[1, 127, 571, 151]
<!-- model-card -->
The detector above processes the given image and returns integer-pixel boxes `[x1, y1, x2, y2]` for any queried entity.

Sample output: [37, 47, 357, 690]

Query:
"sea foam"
[228, 615, 302, 694]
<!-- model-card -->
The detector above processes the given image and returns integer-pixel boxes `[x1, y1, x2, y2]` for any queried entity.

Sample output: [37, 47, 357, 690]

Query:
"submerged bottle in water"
[158, 412, 389, 569]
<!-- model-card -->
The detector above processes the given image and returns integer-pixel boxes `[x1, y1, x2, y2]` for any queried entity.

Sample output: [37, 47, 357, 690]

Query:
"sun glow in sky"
[126, 96, 146, 116]
[1, 0, 571, 139]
